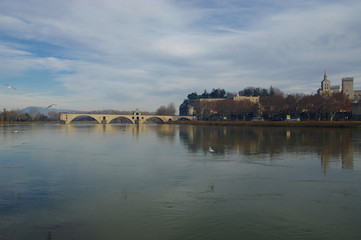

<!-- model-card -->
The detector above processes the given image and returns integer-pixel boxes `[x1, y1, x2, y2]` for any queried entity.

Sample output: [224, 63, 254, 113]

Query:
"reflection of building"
[341, 144, 354, 169]
[179, 125, 355, 172]
[320, 144, 353, 174]
[318, 69, 361, 102]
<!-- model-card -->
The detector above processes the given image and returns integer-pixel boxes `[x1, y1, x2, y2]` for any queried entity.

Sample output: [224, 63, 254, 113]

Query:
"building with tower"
[318, 70, 361, 102]
[342, 77, 354, 99]
[318, 70, 331, 95]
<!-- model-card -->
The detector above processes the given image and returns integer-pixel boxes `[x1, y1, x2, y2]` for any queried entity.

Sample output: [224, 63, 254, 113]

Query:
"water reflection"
[1, 124, 361, 240]
[179, 125, 360, 172]
[63, 123, 174, 135]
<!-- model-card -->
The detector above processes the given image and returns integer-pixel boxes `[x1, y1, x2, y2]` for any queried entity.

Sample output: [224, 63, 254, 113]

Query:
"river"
[1, 123, 361, 240]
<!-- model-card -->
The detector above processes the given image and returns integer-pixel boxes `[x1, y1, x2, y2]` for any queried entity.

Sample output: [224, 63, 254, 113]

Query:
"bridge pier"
[100, 116, 107, 124]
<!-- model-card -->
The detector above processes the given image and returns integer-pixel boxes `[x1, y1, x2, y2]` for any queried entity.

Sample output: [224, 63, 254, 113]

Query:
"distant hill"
[22, 106, 78, 115]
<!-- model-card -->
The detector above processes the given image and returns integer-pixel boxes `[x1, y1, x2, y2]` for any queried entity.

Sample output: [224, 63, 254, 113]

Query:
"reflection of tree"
[155, 125, 176, 142]
[317, 129, 354, 172]
[179, 126, 355, 171]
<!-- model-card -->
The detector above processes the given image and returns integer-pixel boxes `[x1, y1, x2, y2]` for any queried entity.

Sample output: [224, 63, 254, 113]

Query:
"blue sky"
[1, 0, 360, 112]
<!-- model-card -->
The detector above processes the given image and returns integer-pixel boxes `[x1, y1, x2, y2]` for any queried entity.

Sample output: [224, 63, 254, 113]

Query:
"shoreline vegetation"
[0, 121, 59, 124]
[179, 87, 355, 122]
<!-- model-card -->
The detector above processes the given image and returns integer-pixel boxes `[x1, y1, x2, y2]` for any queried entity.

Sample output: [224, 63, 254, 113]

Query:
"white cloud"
[0, 0, 360, 111]
[0, 43, 32, 57]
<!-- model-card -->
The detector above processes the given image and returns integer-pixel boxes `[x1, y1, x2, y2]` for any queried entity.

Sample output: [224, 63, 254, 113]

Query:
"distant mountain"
[22, 106, 78, 115]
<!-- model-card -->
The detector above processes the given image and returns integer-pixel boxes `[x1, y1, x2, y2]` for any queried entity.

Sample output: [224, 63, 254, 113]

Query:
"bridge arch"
[108, 116, 134, 124]
[67, 115, 101, 124]
[143, 116, 166, 124]
[176, 117, 193, 121]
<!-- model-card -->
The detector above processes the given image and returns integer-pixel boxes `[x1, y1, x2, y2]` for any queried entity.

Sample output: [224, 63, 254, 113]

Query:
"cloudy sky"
[1, 0, 360, 112]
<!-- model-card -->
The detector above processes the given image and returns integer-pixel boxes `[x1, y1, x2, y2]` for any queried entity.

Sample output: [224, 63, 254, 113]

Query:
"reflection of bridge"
[60, 110, 196, 124]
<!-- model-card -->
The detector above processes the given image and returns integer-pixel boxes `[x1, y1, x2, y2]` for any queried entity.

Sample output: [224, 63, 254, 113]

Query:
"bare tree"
[156, 103, 176, 116]
[260, 95, 285, 119]
[327, 92, 351, 121]
[234, 100, 259, 120]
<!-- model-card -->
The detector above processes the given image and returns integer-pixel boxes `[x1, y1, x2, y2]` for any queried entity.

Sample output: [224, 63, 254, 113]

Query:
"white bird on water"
[4, 83, 16, 91]
[46, 104, 57, 109]
[209, 147, 215, 153]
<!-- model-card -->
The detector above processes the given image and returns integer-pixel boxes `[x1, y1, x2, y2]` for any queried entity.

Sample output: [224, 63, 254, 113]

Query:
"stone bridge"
[60, 110, 196, 124]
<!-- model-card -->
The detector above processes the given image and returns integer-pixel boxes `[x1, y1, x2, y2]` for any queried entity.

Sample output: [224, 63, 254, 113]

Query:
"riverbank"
[0, 121, 59, 124]
[167, 120, 361, 128]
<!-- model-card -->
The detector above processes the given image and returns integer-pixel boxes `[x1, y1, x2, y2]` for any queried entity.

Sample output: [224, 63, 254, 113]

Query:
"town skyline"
[1, 0, 361, 112]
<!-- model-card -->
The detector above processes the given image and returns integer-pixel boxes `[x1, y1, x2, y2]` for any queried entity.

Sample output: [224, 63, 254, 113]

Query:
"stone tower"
[318, 69, 331, 95]
[342, 77, 354, 100]
[321, 69, 330, 91]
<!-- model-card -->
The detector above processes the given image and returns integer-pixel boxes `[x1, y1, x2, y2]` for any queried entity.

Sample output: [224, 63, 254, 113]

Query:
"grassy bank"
[167, 120, 361, 128]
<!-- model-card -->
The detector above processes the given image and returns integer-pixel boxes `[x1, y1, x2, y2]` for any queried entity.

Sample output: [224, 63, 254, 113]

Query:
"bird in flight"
[4, 83, 17, 91]
[46, 104, 57, 109]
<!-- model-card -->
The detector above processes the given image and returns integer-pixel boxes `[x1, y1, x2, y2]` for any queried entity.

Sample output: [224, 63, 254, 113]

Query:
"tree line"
[180, 87, 352, 121]
[0, 108, 60, 122]
[186, 87, 282, 100]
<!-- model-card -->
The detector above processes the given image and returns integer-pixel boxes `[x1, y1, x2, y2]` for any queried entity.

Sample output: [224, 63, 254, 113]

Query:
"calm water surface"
[1, 123, 361, 240]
